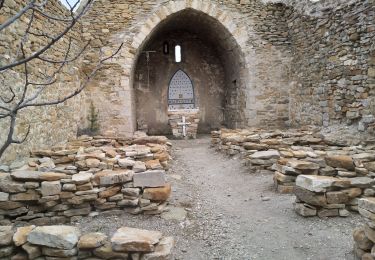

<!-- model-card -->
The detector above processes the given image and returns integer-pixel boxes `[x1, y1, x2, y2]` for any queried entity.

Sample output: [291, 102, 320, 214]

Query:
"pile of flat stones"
[212, 128, 375, 218]
[0, 225, 173, 259]
[294, 175, 374, 218]
[0, 134, 172, 225]
[353, 198, 375, 260]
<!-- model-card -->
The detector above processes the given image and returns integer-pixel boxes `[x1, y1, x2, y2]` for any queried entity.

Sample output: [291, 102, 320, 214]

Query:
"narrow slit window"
[175, 45, 181, 63]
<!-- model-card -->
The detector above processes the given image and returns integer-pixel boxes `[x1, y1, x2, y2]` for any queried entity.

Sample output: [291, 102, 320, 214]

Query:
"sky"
[59, 0, 79, 8]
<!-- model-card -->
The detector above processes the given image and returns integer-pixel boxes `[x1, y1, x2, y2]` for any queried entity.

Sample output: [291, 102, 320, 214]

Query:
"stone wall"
[0, 225, 174, 259]
[0, 135, 172, 225]
[286, 0, 375, 130]
[0, 0, 85, 163]
[80, 0, 293, 135]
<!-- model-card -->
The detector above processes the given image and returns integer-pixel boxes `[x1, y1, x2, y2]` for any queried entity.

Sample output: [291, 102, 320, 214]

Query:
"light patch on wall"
[175, 45, 182, 63]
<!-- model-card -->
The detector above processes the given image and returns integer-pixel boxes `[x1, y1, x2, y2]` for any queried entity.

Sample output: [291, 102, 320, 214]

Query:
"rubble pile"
[0, 225, 174, 259]
[0, 135, 172, 225]
[353, 198, 375, 259]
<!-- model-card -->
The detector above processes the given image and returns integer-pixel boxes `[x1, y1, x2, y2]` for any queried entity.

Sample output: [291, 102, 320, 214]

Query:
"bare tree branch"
[0, 0, 93, 71]
[0, 0, 123, 159]
[0, 87, 15, 104]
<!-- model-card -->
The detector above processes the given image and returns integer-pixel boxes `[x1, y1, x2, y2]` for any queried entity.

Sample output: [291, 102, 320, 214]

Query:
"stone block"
[0, 226, 14, 246]
[325, 155, 354, 170]
[296, 175, 350, 193]
[22, 242, 42, 259]
[0, 192, 9, 201]
[72, 172, 93, 185]
[286, 160, 320, 170]
[294, 202, 316, 217]
[133, 161, 147, 173]
[294, 186, 327, 207]
[111, 227, 162, 253]
[133, 170, 166, 188]
[353, 227, 373, 250]
[94, 242, 129, 259]
[142, 184, 171, 201]
[41, 181, 61, 196]
[118, 159, 136, 168]
[350, 177, 375, 188]
[27, 225, 81, 249]
[99, 186, 121, 198]
[95, 170, 133, 185]
[359, 198, 375, 214]
[250, 150, 280, 160]
[13, 225, 35, 246]
[78, 232, 107, 249]
[10, 190, 40, 201]
[317, 208, 339, 218]
[42, 247, 78, 257]
[326, 191, 349, 204]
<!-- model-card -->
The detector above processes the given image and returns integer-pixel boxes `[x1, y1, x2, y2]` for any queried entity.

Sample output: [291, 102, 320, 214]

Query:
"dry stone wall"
[0, 225, 174, 259]
[0, 134, 172, 225]
[211, 128, 375, 218]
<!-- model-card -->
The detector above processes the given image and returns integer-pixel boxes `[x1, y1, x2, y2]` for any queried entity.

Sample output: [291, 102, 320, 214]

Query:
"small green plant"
[87, 101, 100, 135]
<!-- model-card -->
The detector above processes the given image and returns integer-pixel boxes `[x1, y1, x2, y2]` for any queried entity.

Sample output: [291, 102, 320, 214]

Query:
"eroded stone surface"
[111, 227, 162, 253]
[27, 226, 80, 249]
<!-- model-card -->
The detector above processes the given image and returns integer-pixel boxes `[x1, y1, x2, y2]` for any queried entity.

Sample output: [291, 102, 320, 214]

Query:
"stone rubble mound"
[353, 198, 375, 260]
[0, 135, 172, 225]
[0, 225, 174, 259]
[212, 128, 375, 218]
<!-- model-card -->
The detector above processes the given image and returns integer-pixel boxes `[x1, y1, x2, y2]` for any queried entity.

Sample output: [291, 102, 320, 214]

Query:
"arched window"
[175, 45, 181, 63]
[168, 70, 195, 110]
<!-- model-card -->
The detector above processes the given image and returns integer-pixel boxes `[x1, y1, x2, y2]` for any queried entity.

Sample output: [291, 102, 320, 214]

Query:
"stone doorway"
[133, 9, 246, 136]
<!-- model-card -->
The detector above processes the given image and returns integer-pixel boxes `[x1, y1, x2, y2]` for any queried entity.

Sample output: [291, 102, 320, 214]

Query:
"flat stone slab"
[94, 170, 133, 186]
[325, 155, 354, 170]
[133, 170, 166, 188]
[78, 232, 107, 249]
[296, 175, 350, 193]
[11, 171, 41, 181]
[111, 227, 162, 253]
[350, 177, 375, 188]
[250, 150, 280, 160]
[287, 160, 320, 170]
[359, 198, 375, 214]
[72, 172, 93, 185]
[27, 226, 80, 249]
[0, 226, 14, 246]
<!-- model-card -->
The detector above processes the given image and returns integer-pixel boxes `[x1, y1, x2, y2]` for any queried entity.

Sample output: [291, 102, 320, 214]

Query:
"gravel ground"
[76, 136, 364, 260]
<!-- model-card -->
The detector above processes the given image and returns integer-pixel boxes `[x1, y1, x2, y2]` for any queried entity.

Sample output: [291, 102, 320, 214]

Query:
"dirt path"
[78, 136, 363, 259]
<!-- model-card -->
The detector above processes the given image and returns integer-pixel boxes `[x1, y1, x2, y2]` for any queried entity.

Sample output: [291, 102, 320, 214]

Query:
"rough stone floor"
[77, 136, 363, 260]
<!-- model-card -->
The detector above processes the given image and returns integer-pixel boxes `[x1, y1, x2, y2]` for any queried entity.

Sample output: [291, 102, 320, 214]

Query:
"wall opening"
[133, 9, 246, 135]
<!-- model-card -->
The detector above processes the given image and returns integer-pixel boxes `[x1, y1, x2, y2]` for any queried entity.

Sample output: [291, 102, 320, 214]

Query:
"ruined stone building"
[0, 0, 374, 161]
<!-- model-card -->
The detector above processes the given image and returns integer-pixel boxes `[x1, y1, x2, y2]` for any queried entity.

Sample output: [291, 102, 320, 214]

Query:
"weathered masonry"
[0, 0, 374, 161]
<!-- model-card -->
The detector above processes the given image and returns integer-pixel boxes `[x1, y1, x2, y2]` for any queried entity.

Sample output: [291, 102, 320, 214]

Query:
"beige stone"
[111, 227, 162, 252]
[325, 155, 354, 170]
[13, 225, 35, 246]
[78, 232, 108, 249]
[142, 184, 172, 202]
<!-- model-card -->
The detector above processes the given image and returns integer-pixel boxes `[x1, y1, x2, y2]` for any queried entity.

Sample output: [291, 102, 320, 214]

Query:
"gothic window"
[168, 70, 195, 110]
[175, 45, 181, 63]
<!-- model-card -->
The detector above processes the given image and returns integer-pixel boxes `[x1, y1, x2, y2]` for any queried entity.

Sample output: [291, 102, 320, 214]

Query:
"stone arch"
[118, 0, 250, 133]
